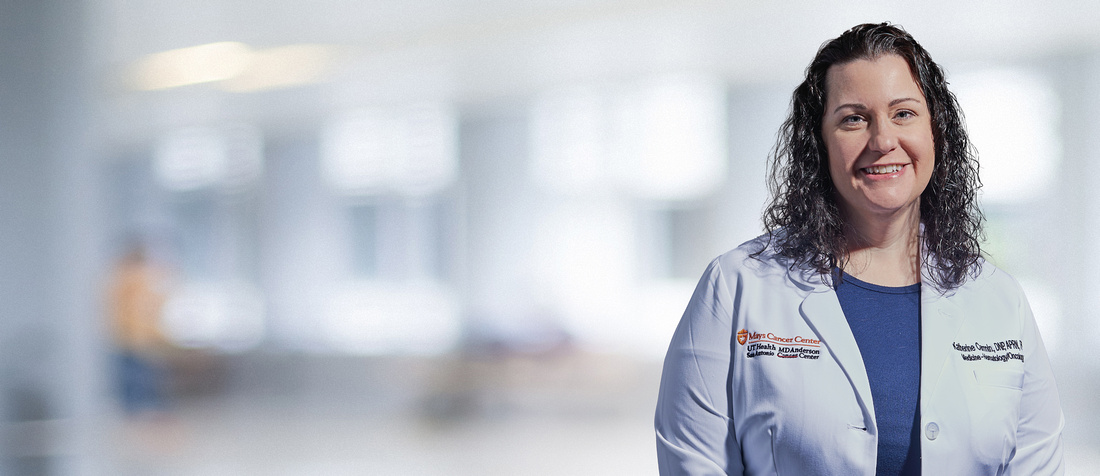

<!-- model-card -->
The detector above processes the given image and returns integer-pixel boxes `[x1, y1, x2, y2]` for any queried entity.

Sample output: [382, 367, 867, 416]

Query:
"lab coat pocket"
[969, 367, 1024, 467]
[973, 368, 1024, 391]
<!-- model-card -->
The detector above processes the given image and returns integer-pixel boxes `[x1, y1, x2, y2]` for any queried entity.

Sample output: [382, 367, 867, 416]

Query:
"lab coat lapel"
[919, 282, 965, 404]
[797, 281, 876, 428]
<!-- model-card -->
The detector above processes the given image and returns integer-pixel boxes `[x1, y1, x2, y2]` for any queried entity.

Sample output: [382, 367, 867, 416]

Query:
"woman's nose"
[868, 122, 899, 154]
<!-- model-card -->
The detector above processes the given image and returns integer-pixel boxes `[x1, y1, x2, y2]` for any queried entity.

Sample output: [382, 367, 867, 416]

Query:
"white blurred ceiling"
[90, 0, 1100, 146]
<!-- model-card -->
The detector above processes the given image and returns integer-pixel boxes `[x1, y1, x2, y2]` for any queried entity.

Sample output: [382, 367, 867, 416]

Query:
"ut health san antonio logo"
[736, 328, 823, 360]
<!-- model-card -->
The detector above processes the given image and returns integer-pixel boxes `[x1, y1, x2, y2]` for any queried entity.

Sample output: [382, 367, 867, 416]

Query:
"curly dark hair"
[759, 22, 983, 291]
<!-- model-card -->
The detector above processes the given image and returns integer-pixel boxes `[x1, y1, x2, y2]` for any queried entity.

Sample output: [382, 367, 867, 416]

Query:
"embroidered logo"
[739, 330, 821, 360]
[953, 339, 1024, 363]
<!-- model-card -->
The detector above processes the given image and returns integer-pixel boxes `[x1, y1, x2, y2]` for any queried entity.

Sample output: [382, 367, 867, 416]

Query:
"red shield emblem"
[737, 329, 748, 345]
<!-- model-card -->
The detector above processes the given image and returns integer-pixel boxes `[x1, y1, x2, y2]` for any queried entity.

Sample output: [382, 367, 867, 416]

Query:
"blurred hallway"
[2, 1, 1100, 474]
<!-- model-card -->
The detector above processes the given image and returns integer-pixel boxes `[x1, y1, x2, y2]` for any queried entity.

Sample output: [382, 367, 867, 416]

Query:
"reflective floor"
[102, 351, 1100, 475]
[105, 351, 662, 475]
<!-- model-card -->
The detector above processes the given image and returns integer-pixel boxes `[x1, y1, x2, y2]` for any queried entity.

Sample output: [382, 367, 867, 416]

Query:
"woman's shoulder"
[683, 233, 802, 315]
[961, 257, 1020, 288]
[709, 232, 798, 282]
[943, 257, 1029, 305]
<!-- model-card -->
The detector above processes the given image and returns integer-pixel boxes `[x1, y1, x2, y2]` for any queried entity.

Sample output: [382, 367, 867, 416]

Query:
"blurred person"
[107, 241, 173, 417]
[655, 23, 1063, 475]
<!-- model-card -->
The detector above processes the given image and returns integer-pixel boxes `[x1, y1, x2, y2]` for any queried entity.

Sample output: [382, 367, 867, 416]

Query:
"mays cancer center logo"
[737, 328, 822, 360]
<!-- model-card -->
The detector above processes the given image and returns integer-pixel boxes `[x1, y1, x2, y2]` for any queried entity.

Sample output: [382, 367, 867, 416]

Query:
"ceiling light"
[219, 44, 340, 93]
[130, 42, 251, 91]
[129, 42, 339, 92]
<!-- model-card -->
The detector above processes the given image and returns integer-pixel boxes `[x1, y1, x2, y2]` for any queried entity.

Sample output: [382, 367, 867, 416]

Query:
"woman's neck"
[840, 204, 922, 287]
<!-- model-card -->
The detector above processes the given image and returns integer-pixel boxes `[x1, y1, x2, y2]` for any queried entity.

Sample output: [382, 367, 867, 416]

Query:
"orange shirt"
[109, 261, 167, 353]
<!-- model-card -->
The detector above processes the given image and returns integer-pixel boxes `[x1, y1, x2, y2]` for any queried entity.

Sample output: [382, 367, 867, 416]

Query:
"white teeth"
[864, 164, 903, 174]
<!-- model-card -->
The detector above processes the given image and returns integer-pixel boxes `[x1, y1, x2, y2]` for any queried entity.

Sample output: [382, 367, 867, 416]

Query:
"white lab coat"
[655, 234, 1064, 475]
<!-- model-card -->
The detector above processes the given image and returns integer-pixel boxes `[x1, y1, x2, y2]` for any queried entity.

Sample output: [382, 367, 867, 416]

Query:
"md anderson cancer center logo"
[737, 329, 821, 360]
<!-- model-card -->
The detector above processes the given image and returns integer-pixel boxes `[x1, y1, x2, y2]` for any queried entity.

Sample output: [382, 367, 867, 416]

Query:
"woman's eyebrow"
[889, 97, 922, 107]
[832, 103, 867, 114]
[832, 97, 922, 114]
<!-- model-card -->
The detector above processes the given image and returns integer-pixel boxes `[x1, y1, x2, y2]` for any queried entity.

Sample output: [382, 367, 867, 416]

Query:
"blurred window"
[639, 206, 709, 280]
[171, 194, 218, 279]
[154, 124, 263, 193]
[128, 124, 269, 352]
[952, 68, 1060, 204]
[530, 75, 728, 201]
[320, 104, 458, 196]
[347, 203, 380, 278]
[345, 196, 452, 281]
[330, 195, 457, 354]
[161, 280, 265, 352]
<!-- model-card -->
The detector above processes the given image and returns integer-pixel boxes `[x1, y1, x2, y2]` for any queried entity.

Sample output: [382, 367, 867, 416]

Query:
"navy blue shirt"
[835, 271, 922, 476]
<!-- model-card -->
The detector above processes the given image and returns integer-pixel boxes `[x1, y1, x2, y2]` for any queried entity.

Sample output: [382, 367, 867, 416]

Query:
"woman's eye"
[841, 115, 865, 124]
[895, 110, 916, 120]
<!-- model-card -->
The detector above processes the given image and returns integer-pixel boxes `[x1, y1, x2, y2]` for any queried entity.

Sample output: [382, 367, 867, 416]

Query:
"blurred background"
[1, 0, 1099, 474]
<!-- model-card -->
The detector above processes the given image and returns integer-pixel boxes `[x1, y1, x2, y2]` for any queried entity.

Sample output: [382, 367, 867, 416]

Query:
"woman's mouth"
[861, 164, 904, 175]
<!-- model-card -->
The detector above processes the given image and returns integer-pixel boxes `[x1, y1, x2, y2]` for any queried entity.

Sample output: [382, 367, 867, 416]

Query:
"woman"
[654, 23, 1064, 475]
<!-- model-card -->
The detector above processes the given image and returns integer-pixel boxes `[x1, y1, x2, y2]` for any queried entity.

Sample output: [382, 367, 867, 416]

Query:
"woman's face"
[821, 54, 935, 223]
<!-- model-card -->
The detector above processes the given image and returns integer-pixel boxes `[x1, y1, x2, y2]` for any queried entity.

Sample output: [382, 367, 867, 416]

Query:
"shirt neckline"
[836, 270, 921, 294]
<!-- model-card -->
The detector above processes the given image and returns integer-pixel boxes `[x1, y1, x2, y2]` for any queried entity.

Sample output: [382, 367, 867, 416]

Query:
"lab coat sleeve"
[655, 259, 743, 476]
[1005, 288, 1065, 475]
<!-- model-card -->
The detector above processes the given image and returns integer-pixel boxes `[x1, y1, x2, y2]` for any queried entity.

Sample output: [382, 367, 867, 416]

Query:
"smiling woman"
[821, 54, 936, 285]
[655, 23, 1065, 476]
